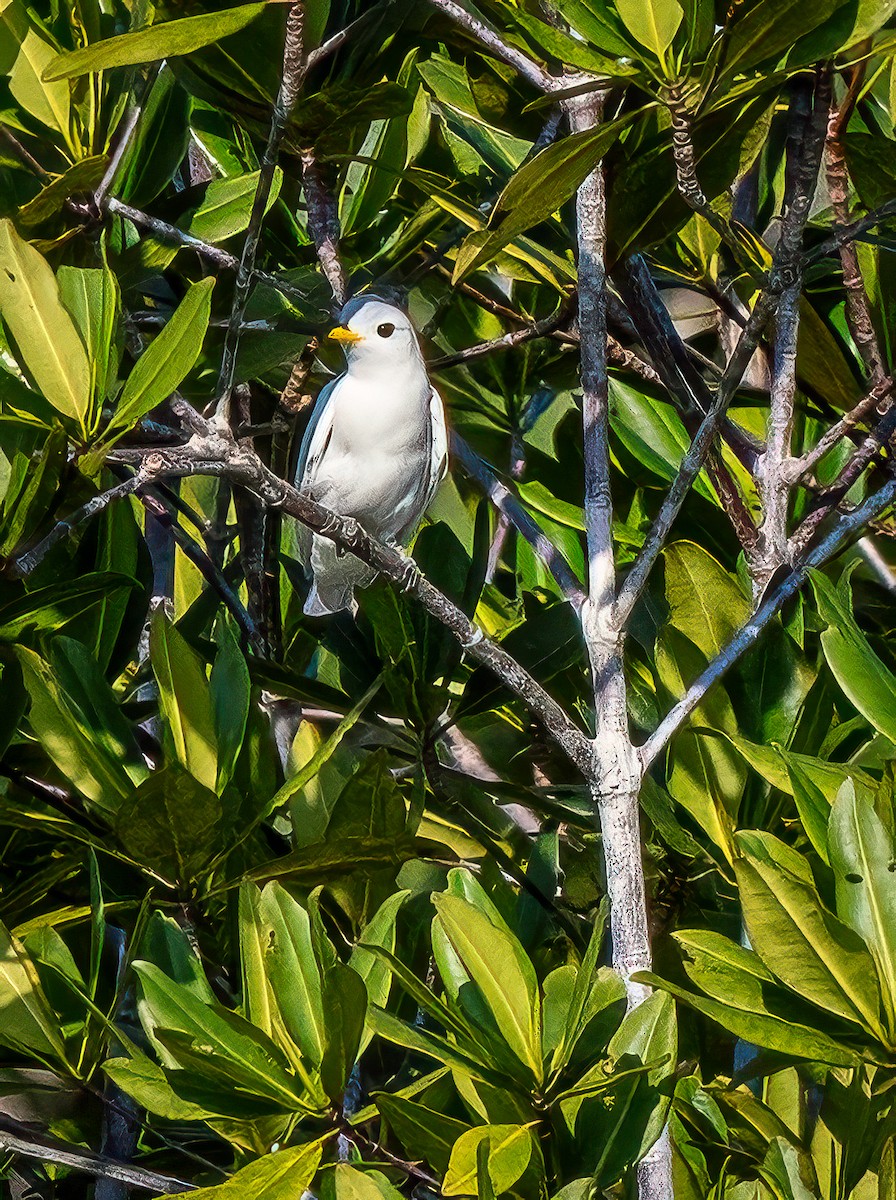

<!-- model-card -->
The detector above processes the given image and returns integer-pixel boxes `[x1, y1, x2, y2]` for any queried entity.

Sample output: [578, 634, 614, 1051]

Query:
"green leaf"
[210, 618, 250, 793]
[1, 2, 72, 139]
[157, 1139, 325, 1200]
[735, 830, 886, 1038]
[443, 1124, 538, 1197]
[0, 219, 91, 431]
[18, 157, 107, 227]
[0, 918, 68, 1066]
[57, 264, 121, 420]
[17, 639, 148, 814]
[349, 890, 407, 1052]
[614, 0, 683, 64]
[373, 1092, 469, 1176]
[828, 786, 896, 1037]
[110, 277, 214, 435]
[635, 971, 857, 1065]
[44, 3, 268, 79]
[0, 572, 134, 642]
[258, 883, 326, 1068]
[718, 0, 843, 82]
[114, 766, 222, 887]
[150, 611, 219, 793]
[433, 892, 542, 1079]
[454, 108, 641, 280]
[133, 961, 308, 1110]
[810, 569, 896, 746]
[323, 1164, 405, 1200]
[185, 169, 283, 244]
[104, 1053, 213, 1122]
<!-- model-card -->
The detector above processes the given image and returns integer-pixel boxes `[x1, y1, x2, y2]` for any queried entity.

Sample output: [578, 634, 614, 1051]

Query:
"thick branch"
[640, 476, 896, 768]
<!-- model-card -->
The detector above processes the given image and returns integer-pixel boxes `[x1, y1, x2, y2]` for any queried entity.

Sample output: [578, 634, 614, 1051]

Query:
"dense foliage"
[1, 0, 896, 1197]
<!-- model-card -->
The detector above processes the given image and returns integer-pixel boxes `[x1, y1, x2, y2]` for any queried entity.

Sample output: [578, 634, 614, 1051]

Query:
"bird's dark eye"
[377, 322, 395, 338]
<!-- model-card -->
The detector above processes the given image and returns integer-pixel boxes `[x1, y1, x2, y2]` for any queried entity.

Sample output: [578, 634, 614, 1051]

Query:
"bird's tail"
[304, 535, 377, 616]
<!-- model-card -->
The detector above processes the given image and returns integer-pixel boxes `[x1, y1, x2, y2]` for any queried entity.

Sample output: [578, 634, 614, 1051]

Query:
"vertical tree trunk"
[568, 89, 672, 1200]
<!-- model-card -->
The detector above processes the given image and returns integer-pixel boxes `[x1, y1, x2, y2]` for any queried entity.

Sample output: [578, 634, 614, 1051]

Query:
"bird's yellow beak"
[328, 325, 363, 345]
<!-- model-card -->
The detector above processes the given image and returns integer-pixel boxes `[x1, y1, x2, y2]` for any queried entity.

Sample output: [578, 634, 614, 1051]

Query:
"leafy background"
[0, 0, 895, 1198]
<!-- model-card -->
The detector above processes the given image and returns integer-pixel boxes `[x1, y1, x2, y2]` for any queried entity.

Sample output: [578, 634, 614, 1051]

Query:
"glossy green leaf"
[110, 278, 214, 435]
[735, 830, 886, 1037]
[157, 1139, 324, 1200]
[45, 3, 268, 79]
[614, 0, 683, 63]
[828, 785, 896, 1036]
[433, 892, 542, 1079]
[810, 570, 896, 746]
[0, 220, 91, 430]
[443, 1123, 538, 1197]
[150, 611, 219, 793]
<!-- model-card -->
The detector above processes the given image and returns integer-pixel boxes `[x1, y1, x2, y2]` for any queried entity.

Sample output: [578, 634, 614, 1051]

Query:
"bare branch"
[424, 0, 555, 92]
[790, 403, 896, 555]
[108, 433, 597, 775]
[790, 376, 894, 483]
[0, 1124, 194, 1193]
[803, 196, 896, 266]
[300, 147, 349, 308]
[825, 65, 885, 386]
[755, 73, 831, 593]
[431, 304, 572, 368]
[216, 2, 308, 419]
[451, 432, 586, 605]
[11, 473, 148, 576]
[640, 476, 896, 768]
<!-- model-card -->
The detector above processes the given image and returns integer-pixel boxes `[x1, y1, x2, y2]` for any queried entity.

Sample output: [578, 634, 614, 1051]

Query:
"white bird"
[286, 296, 448, 617]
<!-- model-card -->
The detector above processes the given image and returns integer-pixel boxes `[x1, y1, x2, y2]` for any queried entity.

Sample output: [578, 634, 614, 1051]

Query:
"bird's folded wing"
[425, 384, 449, 510]
[295, 375, 341, 487]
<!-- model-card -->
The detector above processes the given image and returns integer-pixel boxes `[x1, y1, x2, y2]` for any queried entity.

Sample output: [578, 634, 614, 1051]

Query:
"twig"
[451, 432, 586, 605]
[300, 147, 348, 308]
[95, 65, 162, 208]
[640, 476, 896, 768]
[1, 125, 50, 180]
[431, 305, 572, 368]
[0, 1124, 193, 1194]
[216, 2, 308, 419]
[423, 0, 554, 92]
[139, 487, 265, 654]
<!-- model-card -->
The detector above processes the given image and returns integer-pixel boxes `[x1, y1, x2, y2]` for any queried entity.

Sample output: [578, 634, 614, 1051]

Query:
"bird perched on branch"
[286, 295, 448, 616]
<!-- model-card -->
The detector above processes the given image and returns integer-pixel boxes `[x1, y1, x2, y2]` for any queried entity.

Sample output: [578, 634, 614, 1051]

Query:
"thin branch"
[95, 66, 161, 208]
[451, 432, 586, 605]
[616, 256, 761, 554]
[105, 431, 597, 775]
[300, 147, 348, 308]
[825, 64, 885, 386]
[305, 6, 385, 71]
[803, 196, 896, 266]
[139, 487, 265, 654]
[0, 1124, 193, 1194]
[756, 70, 831, 594]
[640, 476, 896, 768]
[431, 304, 572, 368]
[216, 2, 308, 418]
[424, 0, 555, 92]
[789, 376, 894, 482]
[10, 473, 148, 576]
[790, 403, 896, 555]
